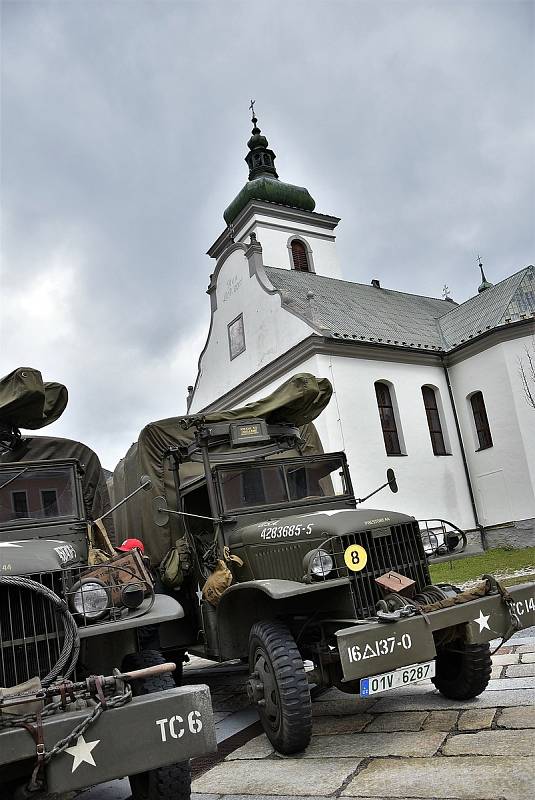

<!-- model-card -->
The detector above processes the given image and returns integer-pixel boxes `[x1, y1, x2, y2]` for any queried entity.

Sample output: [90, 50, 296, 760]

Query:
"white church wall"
[503, 336, 535, 495]
[313, 353, 477, 529]
[449, 336, 535, 528]
[190, 247, 312, 412]
[234, 214, 342, 278]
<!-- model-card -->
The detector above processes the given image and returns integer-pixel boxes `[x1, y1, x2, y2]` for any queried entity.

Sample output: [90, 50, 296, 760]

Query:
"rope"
[418, 581, 488, 613]
[0, 575, 80, 686]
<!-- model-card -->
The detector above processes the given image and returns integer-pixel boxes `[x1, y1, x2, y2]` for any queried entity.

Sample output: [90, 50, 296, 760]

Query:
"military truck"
[0, 368, 216, 800]
[112, 373, 535, 756]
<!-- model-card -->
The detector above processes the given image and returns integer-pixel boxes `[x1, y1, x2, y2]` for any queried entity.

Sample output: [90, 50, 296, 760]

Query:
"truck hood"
[0, 537, 80, 575]
[228, 507, 415, 547]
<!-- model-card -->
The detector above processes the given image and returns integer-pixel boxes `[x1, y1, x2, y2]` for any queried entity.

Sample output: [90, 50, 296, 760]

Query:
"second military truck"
[112, 373, 535, 755]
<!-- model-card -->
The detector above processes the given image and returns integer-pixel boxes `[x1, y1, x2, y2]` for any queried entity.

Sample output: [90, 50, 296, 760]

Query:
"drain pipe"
[442, 363, 487, 550]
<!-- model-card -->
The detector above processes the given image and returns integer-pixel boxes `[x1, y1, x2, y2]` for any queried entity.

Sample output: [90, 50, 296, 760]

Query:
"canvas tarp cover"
[0, 435, 113, 525]
[0, 368, 68, 430]
[110, 374, 332, 564]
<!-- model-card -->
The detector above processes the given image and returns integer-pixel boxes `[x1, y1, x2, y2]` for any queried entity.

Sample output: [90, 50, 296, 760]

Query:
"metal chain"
[1, 682, 132, 794]
[43, 688, 132, 764]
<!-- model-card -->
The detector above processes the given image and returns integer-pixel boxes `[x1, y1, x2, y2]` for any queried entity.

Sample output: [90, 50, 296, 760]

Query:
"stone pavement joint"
[520, 652, 535, 663]
[496, 704, 535, 728]
[422, 710, 459, 730]
[363, 711, 428, 732]
[371, 687, 535, 712]
[341, 755, 535, 799]
[227, 730, 447, 760]
[505, 662, 535, 677]
[442, 729, 534, 756]
[312, 714, 373, 734]
[491, 652, 520, 665]
[457, 708, 496, 730]
[516, 643, 535, 653]
[192, 758, 361, 796]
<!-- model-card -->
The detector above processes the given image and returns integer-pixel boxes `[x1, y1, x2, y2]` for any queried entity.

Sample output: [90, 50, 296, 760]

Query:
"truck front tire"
[432, 640, 492, 700]
[248, 621, 312, 755]
[122, 650, 191, 800]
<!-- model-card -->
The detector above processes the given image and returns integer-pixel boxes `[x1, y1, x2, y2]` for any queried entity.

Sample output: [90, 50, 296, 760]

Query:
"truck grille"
[0, 573, 63, 688]
[330, 521, 431, 617]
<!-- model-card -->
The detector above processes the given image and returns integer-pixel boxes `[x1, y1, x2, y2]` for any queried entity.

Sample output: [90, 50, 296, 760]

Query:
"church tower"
[207, 107, 342, 279]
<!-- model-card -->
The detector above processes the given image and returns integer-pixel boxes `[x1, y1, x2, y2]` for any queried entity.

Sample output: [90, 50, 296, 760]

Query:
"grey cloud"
[1, 0, 533, 466]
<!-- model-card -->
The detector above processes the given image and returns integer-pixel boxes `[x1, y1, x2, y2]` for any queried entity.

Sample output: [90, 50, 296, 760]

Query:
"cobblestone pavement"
[81, 633, 535, 800]
[189, 636, 535, 800]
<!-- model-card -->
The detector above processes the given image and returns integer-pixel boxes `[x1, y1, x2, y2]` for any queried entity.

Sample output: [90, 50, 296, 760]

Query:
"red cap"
[117, 538, 145, 554]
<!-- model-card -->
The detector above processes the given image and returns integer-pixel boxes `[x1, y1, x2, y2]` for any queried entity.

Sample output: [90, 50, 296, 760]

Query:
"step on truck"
[110, 372, 535, 756]
[0, 368, 216, 800]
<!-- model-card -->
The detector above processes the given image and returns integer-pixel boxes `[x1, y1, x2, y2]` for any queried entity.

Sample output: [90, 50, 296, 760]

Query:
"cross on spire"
[249, 99, 256, 120]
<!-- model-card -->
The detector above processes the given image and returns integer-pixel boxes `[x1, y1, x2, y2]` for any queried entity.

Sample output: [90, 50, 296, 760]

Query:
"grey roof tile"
[263, 265, 534, 353]
[438, 266, 534, 347]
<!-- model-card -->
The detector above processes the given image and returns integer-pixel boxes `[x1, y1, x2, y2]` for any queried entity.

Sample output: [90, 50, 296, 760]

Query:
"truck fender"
[216, 578, 351, 659]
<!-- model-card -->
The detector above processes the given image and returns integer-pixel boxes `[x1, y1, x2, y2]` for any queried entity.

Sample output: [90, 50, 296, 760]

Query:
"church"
[188, 112, 535, 550]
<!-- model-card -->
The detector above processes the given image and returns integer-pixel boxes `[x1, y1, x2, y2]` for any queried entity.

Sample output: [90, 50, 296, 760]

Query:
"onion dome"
[223, 109, 316, 225]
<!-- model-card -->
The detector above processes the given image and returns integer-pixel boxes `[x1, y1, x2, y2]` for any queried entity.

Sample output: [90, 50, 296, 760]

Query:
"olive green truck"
[0, 367, 216, 800]
[110, 372, 535, 756]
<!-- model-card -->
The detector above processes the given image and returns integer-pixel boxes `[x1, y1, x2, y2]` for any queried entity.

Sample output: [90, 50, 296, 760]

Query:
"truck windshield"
[0, 464, 78, 525]
[217, 456, 349, 512]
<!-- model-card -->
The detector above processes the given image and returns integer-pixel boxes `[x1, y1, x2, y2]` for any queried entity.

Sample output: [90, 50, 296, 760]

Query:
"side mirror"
[152, 496, 170, 527]
[387, 468, 398, 493]
[140, 475, 152, 491]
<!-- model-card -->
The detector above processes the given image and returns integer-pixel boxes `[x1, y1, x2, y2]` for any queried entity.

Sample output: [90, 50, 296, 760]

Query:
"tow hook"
[246, 672, 265, 705]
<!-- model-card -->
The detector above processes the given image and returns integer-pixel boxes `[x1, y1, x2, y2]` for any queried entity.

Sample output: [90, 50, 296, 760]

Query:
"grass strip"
[429, 547, 535, 585]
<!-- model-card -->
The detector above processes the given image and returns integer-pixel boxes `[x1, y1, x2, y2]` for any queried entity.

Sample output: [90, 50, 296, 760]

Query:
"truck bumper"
[0, 684, 216, 793]
[336, 581, 535, 682]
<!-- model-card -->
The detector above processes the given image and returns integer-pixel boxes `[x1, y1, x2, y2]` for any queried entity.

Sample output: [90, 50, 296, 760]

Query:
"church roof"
[264, 265, 534, 353]
[438, 266, 534, 348]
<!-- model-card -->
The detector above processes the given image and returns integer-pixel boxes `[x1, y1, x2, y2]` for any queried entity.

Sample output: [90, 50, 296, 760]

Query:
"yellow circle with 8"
[344, 544, 368, 572]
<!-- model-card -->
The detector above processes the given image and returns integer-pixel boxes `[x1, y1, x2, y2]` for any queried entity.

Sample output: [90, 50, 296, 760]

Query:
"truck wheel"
[122, 650, 191, 800]
[248, 621, 312, 755]
[432, 640, 492, 700]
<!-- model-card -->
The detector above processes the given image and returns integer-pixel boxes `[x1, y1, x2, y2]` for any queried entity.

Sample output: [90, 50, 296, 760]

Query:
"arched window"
[422, 386, 447, 455]
[375, 382, 402, 455]
[291, 239, 310, 272]
[470, 391, 493, 450]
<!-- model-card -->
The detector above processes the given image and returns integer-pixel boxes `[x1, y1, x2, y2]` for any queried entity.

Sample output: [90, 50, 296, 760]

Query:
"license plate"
[360, 660, 435, 697]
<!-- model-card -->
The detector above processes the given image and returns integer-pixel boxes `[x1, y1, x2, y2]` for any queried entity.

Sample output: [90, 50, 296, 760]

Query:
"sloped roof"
[263, 265, 534, 353]
[438, 266, 534, 347]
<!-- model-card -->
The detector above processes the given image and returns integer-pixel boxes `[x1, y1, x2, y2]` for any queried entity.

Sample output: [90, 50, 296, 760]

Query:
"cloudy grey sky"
[1, 0, 533, 467]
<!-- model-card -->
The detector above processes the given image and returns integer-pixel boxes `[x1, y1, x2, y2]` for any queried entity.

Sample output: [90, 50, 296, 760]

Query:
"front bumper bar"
[0, 684, 216, 793]
[336, 581, 535, 682]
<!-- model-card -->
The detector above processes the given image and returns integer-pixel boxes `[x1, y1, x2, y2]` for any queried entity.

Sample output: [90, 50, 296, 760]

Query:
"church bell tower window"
[291, 239, 311, 272]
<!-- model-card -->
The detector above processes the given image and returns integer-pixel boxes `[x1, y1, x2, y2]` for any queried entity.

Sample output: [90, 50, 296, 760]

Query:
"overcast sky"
[1, 0, 533, 468]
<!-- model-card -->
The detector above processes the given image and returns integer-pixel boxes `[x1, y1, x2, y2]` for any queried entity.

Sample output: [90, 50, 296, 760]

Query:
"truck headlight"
[70, 578, 110, 621]
[303, 548, 333, 579]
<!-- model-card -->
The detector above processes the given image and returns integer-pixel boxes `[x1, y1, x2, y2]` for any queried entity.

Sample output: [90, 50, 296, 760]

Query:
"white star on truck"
[64, 735, 100, 772]
[474, 610, 491, 632]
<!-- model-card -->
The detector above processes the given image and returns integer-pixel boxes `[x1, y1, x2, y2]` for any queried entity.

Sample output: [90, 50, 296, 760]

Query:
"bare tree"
[519, 336, 535, 410]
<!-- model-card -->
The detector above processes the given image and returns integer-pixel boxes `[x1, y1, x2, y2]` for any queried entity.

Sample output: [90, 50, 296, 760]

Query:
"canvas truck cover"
[0, 435, 113, 524]
[110, 374, 332, 564]
[0, 367, 68, 430]
[0, 367, 112, 524]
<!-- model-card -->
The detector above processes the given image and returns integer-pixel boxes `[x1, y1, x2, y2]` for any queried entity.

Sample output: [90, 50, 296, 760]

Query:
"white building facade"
[190, 115, 535, 548]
